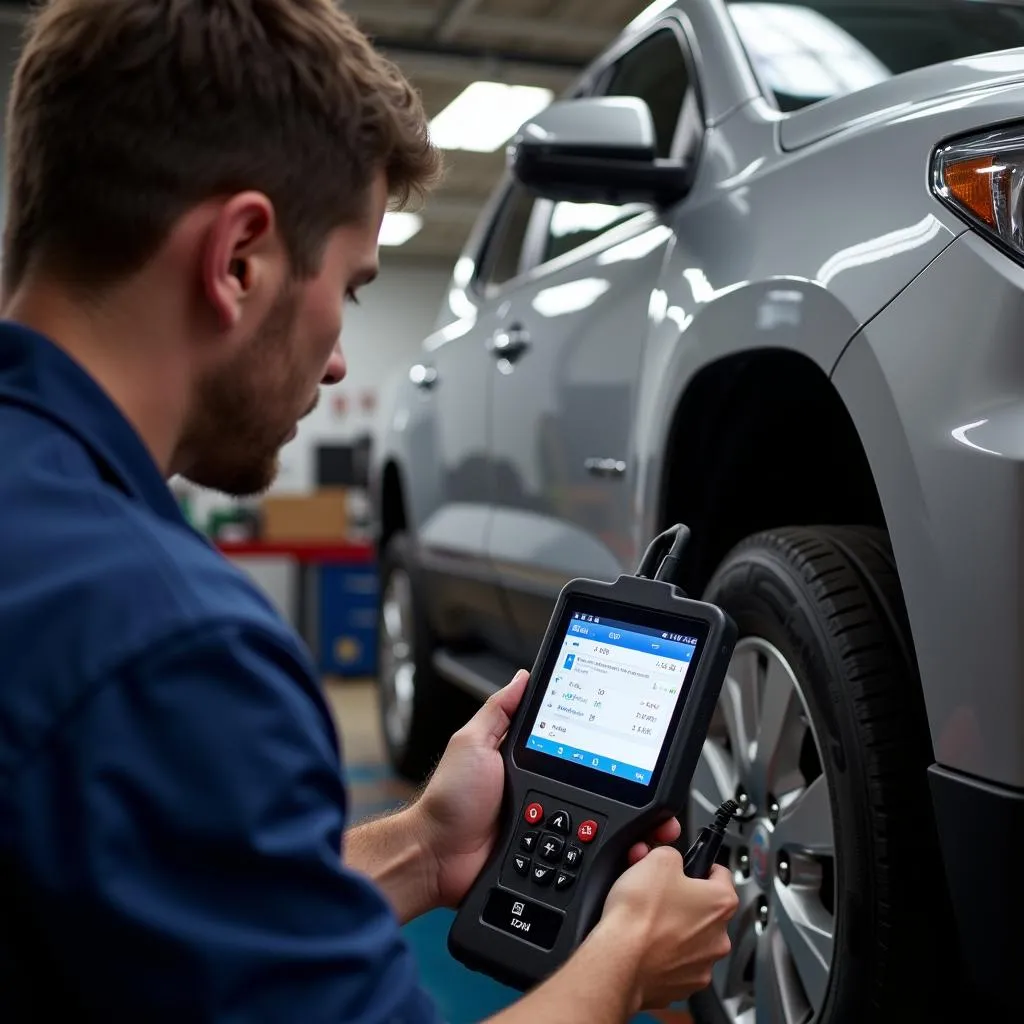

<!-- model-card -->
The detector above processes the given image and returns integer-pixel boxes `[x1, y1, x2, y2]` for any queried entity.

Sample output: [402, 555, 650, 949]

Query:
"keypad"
[537, 833, 565, 863]
[505, 794, 606, 904]
[530, 864, 554, 886]
[546, 810, 572, 835]
[554, 870, 576, 891]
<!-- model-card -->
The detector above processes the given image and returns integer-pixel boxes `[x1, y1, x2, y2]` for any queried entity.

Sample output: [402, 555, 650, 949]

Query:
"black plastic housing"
[447, 572, 737, 991]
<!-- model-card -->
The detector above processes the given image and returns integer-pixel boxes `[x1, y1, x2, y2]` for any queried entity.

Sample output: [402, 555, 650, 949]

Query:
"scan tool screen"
[524, 611, 699, 786]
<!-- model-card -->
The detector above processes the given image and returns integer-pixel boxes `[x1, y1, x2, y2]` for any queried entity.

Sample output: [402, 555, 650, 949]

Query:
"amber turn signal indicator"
[933, 131, 1024, 258]
[941, 155, 999, 229]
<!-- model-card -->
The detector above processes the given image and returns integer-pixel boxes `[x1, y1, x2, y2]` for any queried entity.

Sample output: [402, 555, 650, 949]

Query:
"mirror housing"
[508, 96, 691, 207]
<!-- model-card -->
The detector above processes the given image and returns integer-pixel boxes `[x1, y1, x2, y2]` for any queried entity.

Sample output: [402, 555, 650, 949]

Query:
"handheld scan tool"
[447, 525, 738, 991]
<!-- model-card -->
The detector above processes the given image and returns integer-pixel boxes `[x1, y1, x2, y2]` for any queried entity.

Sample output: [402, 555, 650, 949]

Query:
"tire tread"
[694, 525, 953, 1024]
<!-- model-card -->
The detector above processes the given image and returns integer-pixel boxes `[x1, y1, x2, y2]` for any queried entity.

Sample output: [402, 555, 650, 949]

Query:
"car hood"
[779, 47, 1024, 151]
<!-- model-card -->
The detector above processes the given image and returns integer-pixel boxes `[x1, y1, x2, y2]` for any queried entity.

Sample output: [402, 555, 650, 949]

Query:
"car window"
[538, 27, 693, 266]
[602, 26, 693, 159]
[542, 201, 649, 265]
[728, 1, 1024, 113]
[476, 184, 537, 292]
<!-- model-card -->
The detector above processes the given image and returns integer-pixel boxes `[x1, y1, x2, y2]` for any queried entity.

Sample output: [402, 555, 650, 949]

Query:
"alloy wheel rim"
[378, 569, 416, 751]
[688, 637, 837, 1024]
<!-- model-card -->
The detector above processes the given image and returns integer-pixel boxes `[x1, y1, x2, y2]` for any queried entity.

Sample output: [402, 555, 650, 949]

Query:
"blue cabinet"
[316, 564, 379, 677]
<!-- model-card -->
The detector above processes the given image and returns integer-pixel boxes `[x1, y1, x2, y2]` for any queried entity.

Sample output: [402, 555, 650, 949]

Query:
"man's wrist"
[398, 801, 445, 910]
[581, 907, 647, 1015]
[344, 804, 444, 923]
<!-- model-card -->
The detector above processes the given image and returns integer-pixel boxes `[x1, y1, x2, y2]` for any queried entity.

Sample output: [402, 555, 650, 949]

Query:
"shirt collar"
[0, 320, 188, 526]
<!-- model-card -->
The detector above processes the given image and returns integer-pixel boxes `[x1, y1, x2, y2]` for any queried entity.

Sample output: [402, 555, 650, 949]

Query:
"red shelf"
[216, 540, 375, 564]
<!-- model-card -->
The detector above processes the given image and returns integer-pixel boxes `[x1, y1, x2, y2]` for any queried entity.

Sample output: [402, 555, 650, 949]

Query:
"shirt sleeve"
[9, 621, 443, 1024]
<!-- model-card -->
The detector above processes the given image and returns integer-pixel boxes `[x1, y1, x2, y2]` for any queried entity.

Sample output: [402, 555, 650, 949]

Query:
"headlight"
[933, 127, 1024, 258]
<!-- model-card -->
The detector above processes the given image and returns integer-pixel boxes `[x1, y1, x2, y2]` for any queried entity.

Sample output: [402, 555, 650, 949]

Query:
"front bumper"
[833, 228, 1024, 790]
[928, 765, 1024, 1011]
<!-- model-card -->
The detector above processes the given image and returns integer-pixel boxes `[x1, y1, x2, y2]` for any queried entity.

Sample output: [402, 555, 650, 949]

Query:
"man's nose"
[323, 345, 346, 385]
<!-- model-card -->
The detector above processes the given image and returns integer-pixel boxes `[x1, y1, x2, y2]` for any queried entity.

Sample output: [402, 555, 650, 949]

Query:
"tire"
[376, 532, 476, 782]
[688, 526, 956, 1024]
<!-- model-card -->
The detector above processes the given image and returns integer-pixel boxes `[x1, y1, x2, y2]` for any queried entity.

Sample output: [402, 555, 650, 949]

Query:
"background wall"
[0, 15, 25, 234]
[274, 256, 452, 494]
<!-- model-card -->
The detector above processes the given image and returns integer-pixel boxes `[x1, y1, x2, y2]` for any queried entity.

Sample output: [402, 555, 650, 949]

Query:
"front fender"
[634, 275, 862, 552]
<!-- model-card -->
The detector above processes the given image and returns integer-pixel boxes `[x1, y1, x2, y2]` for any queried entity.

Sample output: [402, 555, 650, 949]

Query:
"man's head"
[3, 0, 442, 495]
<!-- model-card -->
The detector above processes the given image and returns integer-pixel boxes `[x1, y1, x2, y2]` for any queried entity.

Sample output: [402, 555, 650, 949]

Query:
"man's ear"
[201, 192, 278, 332]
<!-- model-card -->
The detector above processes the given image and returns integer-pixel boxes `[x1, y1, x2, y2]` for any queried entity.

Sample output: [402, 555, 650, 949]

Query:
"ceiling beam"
[346, 4, 614, 52]
[417, 194, 490, 224]
[372, 37, 580, 91]
[435, 0, 485, 42]
[0, 3, 26, 28]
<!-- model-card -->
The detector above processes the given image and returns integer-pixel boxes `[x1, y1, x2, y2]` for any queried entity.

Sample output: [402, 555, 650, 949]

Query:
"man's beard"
[178, 282, 307, 498]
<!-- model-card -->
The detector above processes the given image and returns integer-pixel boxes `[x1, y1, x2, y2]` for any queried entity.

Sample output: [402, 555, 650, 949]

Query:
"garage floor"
[325, 679, 694, 1024]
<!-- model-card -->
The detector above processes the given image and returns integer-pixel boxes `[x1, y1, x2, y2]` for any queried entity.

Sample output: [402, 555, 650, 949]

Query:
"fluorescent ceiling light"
[430, 81, 554, 153]
[379, 211, 423, 246]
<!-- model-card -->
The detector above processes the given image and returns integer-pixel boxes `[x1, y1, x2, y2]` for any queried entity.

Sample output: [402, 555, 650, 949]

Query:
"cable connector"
[683, 799, 739, 879]
[635, 523, 691, 588]
[654, 524, 690, 585]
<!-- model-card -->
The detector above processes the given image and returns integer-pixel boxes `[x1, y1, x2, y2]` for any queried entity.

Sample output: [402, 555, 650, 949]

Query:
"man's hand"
[600, 848, 738, 1011]
[412, 670, 683, 909]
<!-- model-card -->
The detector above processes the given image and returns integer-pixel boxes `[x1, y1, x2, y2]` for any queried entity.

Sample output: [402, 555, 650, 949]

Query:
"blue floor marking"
[345, 763, 397, 784]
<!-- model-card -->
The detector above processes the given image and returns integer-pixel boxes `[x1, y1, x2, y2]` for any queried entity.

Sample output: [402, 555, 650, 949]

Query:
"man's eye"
[345, 289, 361, 306]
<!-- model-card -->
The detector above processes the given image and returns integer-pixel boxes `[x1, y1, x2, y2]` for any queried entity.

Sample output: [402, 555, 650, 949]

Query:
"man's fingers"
[627, 841, 650, 865]
[463, 669, 529, 746]
[626, 816, 682, 864]
[651, 816, 681, 845]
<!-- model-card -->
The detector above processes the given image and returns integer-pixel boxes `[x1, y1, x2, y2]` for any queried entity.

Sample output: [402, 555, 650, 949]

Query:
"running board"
[432, 649, 516, 702]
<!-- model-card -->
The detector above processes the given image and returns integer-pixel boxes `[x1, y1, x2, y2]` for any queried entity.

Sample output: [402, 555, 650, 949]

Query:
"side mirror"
[507, 96, 690, 207]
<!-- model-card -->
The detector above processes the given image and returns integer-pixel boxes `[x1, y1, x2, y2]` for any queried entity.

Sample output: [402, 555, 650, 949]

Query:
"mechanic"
[0, 2, 738, 1021]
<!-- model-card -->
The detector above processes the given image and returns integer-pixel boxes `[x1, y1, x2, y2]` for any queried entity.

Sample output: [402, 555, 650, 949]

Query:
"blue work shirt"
[0, 322, 441, 1022]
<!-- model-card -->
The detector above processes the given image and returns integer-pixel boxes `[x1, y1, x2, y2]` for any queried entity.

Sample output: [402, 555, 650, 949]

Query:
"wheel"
[688, 526, 953, 1024]
[376, 532, 475, 782]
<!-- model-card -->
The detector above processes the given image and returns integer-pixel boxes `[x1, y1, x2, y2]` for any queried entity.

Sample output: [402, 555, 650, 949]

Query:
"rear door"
[413, 180, 545, 664]
[484, 20, 705, 658]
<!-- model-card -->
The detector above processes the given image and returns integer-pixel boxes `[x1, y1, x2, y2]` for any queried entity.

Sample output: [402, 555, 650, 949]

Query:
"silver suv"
[371, 1, 1024, 1020]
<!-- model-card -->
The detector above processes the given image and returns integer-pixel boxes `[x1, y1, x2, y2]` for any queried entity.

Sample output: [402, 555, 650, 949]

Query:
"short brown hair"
[3, 0, 442, 295]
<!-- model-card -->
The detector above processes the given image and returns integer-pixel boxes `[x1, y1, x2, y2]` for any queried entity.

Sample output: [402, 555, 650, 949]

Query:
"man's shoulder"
[0, 421, 314, 771]
[1, 439, 287, 644]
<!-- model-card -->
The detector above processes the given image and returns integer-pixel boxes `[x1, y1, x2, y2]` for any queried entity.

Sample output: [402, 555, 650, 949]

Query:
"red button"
[577, 819, 598, 843]
[524, 802, 544, 825]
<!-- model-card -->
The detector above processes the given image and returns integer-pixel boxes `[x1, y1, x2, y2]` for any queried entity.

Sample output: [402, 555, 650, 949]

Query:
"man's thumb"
[470, 669, 529, 745]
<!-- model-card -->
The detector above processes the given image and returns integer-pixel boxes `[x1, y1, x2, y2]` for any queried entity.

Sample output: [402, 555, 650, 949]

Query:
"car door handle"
[585, 458, 627, 478]
[489, 324, 531, 362]
[409, 363, 438, 389]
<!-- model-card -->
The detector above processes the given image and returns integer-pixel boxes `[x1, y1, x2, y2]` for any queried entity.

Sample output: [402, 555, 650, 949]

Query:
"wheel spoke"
[382, 596, 403, 642]
[721, 648, 760, 774]
[754, 926, 796, 1024]
[713, 875, 760, 997]
[773, 881, 834, 1013]
[379, 571, 416, 749]
[690, 739, 738, 821]
[750, 652, 802, 802]
[774, 775, 834, 856]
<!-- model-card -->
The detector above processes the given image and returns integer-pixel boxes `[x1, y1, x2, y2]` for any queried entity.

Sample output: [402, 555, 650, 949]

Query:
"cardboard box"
[261, 489, 349, 542]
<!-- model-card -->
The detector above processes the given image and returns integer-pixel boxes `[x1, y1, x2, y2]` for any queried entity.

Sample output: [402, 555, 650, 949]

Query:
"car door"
[485, 19, 705, 657]
[411, 180, 545, 664]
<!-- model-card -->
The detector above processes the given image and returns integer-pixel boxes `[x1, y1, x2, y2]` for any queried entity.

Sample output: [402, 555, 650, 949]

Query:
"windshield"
[728, 1, 1024, 111]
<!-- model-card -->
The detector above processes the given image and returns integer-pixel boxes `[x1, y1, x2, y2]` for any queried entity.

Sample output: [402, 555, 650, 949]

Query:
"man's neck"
[1, 278, 191, 477]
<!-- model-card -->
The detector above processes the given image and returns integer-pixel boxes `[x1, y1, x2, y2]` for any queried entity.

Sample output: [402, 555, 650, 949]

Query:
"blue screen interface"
[525, 612, 698, 786]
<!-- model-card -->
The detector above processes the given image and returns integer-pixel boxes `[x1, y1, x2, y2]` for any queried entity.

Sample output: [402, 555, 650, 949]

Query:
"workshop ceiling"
[349, 0, 659, 259]
[0, 0, 660, 261]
